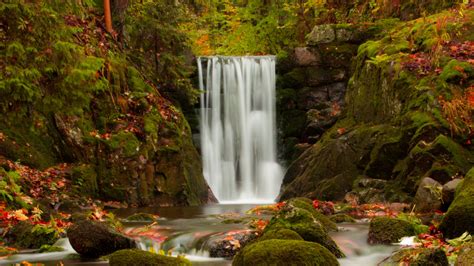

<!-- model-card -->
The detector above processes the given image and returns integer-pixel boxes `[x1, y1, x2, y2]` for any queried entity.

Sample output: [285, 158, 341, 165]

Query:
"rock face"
[109, 249, 191, 266]
[368, 217, 416, 244]
[232, 240, 339, 266]
[439, 168, 474, 239]
[67, 220, 137, 258]
[278, 12, 474, 203]
[414, 177, 443, 213]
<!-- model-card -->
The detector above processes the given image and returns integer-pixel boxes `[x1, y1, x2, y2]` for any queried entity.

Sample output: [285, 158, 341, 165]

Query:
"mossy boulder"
[109, 249, 191, 266]
[265, 204, 344, 258]
[4, 221, 59, 249]
[286, 198, 338, 231]
[67, 220, 136, 258]
[232, 240, 339, 266]
[258, 229, 304, 242]
[329, 214, 356, 223]
[439, 167, 474, 239]
[368, 217, 416, 244]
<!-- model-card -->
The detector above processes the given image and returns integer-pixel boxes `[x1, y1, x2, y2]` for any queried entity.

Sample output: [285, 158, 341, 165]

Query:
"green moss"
[456, 243, 474, 266]
[109, 249, 191, 266]
[439, 167, 474, 239]
[39, 244, 65, 253]
[368, 217, 416, 244]
[258, 229, 303, 242]
[233, 240, 338, 266]
[387, 248, 449, 266]
[329, 214, 356, 223]
[72, 164, 98, 195]
[5, 221, 59, 249]
[103, 131, 140, 157]
[286, 198, 338, 231]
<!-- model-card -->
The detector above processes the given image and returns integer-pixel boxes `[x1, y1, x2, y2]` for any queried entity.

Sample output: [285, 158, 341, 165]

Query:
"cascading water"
[197, 56, 283, 202]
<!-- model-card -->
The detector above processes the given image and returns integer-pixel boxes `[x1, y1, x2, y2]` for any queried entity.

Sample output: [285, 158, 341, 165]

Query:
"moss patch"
[109, 249, 191, 266]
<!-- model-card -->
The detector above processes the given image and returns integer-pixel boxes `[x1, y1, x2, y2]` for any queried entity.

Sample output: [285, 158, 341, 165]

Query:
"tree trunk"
[104, 0, 113, 33]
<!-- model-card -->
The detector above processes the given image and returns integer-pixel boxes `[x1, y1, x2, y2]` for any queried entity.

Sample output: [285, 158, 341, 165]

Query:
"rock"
[4, 221, 59, 249]
[385, 248, 448, 266]
[125, 213, 158, 222]
[368, 217, 416, 244]
[329, 214, 355, 223]
[109, 249, 191, 266]
[441, 178, 462, 206]
[209, 230, 257, 258]
[456, 243, 474, 266]
[335, 28, 354, 42]
[439, 168, 474, 239]
[265, 203, 344, 258]
[414, 177, 443, 213]
[286, 198, 338, 231]
[67, 220, 136, 258]
[307, 24, 336, 44]
[232, 240, 339, 266]
[293, 47, 321, 66]
[258, 229, 303, 242]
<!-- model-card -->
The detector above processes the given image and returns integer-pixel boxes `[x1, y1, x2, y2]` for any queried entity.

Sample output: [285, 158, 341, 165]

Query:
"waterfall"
[197, 56, 283, 203]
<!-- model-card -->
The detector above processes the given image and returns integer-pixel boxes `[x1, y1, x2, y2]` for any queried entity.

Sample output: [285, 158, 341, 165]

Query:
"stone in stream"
[368, 217, 416, 245]
[383, 248, 448, 266]
[209, 230, 258, 258]
[232, 239, 339, 266]
[109, 249, 191, 266]
[67, 220, 136, 258]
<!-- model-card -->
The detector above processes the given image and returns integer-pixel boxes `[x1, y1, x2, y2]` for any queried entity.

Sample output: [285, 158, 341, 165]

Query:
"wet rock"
[5, 221, 59, 249]
[441, 178, 462, 206]
[439, 168, 474, 239]
[307, 25, 336, 44]
[384, 248, 448, 266]
[285, 198, 338, 231]
[293, 47, 321, 66]
[109, 249, 191, 266]
[233, 240, 339, 266]
[414, 177, 442, 213]
[67, 220, 136, 258]
[368, 217, 416, 244]
[329, 214, 355, 223]
[209, 230, 257, 258]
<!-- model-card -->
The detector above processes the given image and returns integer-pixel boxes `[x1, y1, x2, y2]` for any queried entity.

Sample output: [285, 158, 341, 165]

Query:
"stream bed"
[0, 204, 397, 266]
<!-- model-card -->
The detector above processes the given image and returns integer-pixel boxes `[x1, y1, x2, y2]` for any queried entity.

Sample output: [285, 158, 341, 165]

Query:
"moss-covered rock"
[39, 244, 65, 253]
[232, 240, 339, 266]
[385, 248, 448, 266]
[125, 213, 158, 222]
[109, 249, 191, 266]
[265, 204, 344, 258]
[258, 229, 304, 242]
[368, 217, 416, 244]
[67, 220, 136, 258]
[286, 198, 338, 231]
[329, 214, 356, 223]
[439, 167, 474, 239]
[4, 221, 59, 249]
[456, 243, 474, 266]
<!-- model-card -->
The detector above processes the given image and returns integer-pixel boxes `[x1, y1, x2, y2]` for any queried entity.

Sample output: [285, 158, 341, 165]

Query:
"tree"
[104, 0, 113, 33]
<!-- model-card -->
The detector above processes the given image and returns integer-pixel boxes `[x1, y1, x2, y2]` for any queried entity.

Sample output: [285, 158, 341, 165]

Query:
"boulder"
[109, 249, 191, 266]
[439, 168, 474, 239]
[209, 230, 257, 258]
[293, 47, 321, 66]
[307, 25, 336, 44]
[385, 248, 448, 266]
[265, 203, 344, 258]
[368, 217, 416, 244]
[285, 198, 338, 231]
[4, 221, 59, 249]
[232, 240, 338, 266]
[67, 220, 136, 258]
[441, 178, 462, 206]
[329, 214, 356, 223]
[258, 229, 303, 242]
[414, 177, 443, 213]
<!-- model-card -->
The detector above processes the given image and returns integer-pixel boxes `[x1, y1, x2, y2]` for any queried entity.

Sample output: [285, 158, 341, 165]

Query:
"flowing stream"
[197, 56, 283, 202]
[0, 204, 397, 266]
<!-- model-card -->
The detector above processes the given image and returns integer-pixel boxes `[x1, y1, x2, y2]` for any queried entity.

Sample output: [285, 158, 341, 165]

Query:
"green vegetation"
[109, 249, 191, 266]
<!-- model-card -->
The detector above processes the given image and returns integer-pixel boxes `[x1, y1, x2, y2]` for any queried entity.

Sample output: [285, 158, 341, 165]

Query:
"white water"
[197, 56, 283, 202]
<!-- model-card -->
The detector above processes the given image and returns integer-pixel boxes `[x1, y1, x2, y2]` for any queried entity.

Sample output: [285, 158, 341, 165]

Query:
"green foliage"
[396, 213, 429, 235]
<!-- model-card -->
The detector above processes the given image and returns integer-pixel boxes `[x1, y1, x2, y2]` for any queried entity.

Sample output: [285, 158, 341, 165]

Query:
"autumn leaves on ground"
[1, 0, 474, 265]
